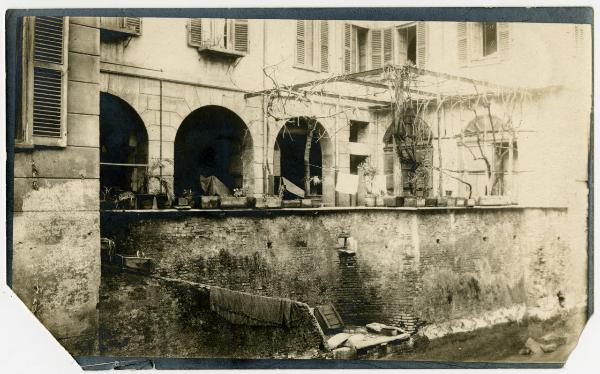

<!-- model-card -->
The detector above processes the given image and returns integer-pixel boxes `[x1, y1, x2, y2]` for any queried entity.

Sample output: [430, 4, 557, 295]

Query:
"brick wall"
[101, 207, 576, 331]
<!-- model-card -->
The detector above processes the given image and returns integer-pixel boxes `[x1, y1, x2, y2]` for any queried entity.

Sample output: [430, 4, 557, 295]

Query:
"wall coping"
[100, 205, 568, 219]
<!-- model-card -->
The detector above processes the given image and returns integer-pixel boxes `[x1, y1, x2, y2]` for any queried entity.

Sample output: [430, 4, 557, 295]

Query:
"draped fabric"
[335, 173, 359, 195]
[199, 175, 231, 196]
[281, 176, 305, 198]
[210, 286, 295, 327]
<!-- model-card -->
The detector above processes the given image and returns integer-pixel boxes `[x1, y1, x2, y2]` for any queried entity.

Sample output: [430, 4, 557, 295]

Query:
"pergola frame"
[246, 64, 536, 201]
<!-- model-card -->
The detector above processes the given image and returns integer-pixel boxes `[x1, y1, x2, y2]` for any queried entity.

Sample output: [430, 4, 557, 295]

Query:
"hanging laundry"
[281, 177, 305, 198]
[210, 286, 295, 327]
[373, 175, 388, 195]
[335, 173, 359, 195]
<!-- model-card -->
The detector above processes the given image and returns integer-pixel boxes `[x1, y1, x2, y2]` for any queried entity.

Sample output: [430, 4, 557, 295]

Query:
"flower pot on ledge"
[364, 196, 377, 207]
[477, 195, 511, 206]
[375, 195, 385, 207]
[201, 195, 220, 209]
[255, 196, 282, 209]
[220, 196, 250, 209]
[383, 196, 404, 207]
[282, 199, 302, 208]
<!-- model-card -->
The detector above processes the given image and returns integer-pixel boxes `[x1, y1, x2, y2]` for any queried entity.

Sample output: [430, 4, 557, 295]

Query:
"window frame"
[294, 20, 322, 72]
[17, 16, 69, 149]
[189, 18, 249, 56]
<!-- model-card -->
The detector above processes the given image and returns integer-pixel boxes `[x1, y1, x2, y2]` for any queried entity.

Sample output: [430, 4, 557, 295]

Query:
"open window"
[100, 17, 142, 40]
[397, 22, 427, 67]
[458, 22, 510, 65]
[17, 16, 69, 148]
[189, 18, 249, 58]
[295, 20, 329, 72]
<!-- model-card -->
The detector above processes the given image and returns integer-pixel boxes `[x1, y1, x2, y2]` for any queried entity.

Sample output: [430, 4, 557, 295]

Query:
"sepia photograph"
[3, 4, 594, 371]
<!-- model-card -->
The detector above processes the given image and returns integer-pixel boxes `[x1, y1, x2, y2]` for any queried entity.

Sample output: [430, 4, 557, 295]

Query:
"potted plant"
[175, 189, 193, 209]
[115, 191, 136, 210]
[139, 159, 174, 209]
[221, 187, 253, 209]
[255, 189, 282, 209]
[100, 186, 115, 210]
[200, 195, 221, 209]
[358, 161, 377, 207]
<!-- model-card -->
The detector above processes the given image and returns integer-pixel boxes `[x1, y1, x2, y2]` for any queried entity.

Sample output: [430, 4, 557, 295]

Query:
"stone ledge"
[100, 205, 568, 219]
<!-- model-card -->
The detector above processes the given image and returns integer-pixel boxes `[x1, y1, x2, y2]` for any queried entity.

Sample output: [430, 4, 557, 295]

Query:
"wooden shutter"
[296, 20, 306, 65]
[497, 22, 510, 59]
[320, 20, 329, 72]
[470, 22, 483, 59]
[232, 19, 249, 53]
[416, 21, 428, 67]
[343, 23, 352, 73]
[398, 27, 408, 65]
[457, 22, 468, 66]
[31, 16, 68, 145]
[188, 18, 203, 47]
[383, 27, 393, 65]
[124, 17, 142, 35]
[371, 29, 382, 69]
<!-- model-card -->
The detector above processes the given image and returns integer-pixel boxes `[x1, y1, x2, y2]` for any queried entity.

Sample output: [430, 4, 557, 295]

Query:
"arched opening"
[174, 105, 253, 196]
[273, 117, 333, 202]
[462, 115, 518, 197]
[100, 92, 148, 196]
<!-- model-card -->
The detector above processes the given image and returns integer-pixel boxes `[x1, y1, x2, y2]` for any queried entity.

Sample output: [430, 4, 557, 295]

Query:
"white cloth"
[373, 175, 388, 195]
[281, 177, 305, 198]
[335, 173, 359, 195]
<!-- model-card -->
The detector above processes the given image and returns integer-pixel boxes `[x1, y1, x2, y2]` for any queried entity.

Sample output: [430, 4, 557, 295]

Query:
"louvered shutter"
[497, 22, 510, 59]
[232, 19, 249, 53]
[416, 21, 428, 67]
[383, 28, 393, 65]
[457, 22, 468, 66]
[398, 27, 407, 65]
[320, 20, 329, 72]
[296, 20, 306, 65]
[343, 23, 352, 73]
[371, 29, 382, 69]
[188, 18, 203, 47]
[31, 16, 68, 145]
[124, 17, 142, 35]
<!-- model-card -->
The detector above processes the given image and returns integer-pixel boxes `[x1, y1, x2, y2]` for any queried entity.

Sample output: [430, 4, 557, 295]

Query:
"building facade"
[8, 16, 591, 355]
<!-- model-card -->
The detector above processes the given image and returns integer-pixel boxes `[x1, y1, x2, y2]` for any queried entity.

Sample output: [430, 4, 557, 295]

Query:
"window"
[482, 22, 497, 56]
[350, 155, 368, 175]
[458, 22, 510, 65]
[188, 19, 249, 56]
[398, 25, 417, 65]
[17, 16, 69, 148]
[349, 120, 368, 143]
[343, 24, 394, 73]
[296, 20, 329, 71]
[100, 17, 142, 37]
[397, 22, 428, 67]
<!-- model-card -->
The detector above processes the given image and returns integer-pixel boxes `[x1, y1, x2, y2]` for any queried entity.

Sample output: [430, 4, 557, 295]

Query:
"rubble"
[524, 337, 543, 355]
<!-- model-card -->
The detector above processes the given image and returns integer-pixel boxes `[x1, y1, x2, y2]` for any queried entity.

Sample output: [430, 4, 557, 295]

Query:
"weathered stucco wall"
[11, 17, 101, 356]
[101, 207, 580, 332]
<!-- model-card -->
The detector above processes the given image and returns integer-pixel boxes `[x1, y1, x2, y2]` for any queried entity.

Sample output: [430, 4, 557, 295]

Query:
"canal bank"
[96, 206, 586, 359]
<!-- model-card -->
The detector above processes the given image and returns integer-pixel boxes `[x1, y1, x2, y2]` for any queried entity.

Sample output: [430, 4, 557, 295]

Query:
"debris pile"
[519, 332, 567, 356]
[327, 322, 412, 359]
